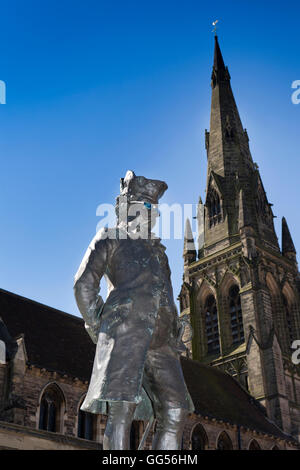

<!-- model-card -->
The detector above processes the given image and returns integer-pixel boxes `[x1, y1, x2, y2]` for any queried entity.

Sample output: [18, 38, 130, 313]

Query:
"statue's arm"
[73, 228, 108, 342]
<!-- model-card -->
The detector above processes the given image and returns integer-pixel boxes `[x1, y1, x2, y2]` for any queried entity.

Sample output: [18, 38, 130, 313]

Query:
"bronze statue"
[74, 170, 194, 450]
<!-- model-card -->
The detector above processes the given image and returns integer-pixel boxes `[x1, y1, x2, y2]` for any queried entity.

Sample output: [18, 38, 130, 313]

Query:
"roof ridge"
[0, 288, 82, 323]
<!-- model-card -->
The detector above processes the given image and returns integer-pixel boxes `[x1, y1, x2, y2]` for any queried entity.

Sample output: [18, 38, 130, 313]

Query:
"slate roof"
[0, 288, 296, 443]
[0, 288, 95, 381]
[180, 356, 292, 441]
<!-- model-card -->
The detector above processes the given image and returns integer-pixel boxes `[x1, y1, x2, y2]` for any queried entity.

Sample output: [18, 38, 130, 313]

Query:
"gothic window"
[229, 285, 244, 345]
[191, 424, 208, 450]
[204, 295, 220, 354]
[249, 439, 261, 450]
[283, 295, 294, 346]
[39, 398, 50, 430]
[217, 431, 233, 450]
[39, 384, 65, 433]
[207, 190, 222, 228]
[78, 409, 95, 440]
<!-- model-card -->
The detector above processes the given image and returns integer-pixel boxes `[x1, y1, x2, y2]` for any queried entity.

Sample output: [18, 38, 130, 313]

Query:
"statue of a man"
[74, 170, 194, 450]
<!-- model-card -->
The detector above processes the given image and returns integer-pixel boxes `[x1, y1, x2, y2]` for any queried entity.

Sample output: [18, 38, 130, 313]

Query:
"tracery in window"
[217, 431, 233, 450]
[283, 294, 294, 346]
[191, 423, 208, 450]
[204, 295, 220, 354]
[229, 285, 244, 345]
[207, 190, 222, 227]
[78, 408, 95, 440]
[39, 384, 65, 433]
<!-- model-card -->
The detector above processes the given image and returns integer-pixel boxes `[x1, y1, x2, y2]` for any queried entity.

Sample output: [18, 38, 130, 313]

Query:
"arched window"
[229, 285, 244, 345]
[283, 294, 294, 346]
[78, 409, 95, 440]
[208, 190, 222, 227]
[130, 421, 140, 450]
[191, 423, 208, 450]
[204, 295, 220, 354]
[249, 439, 261, 450]
[39, 384, 65, 433]
[217, 431, 233, 450]
[39, 398, 49, 430]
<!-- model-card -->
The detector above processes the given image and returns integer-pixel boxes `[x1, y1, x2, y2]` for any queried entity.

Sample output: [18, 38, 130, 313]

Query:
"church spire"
[207, 35, 251, 178]
[203, 35, 280, 255]
[212, 35, 226, 78]
[213, 35, 225, 68]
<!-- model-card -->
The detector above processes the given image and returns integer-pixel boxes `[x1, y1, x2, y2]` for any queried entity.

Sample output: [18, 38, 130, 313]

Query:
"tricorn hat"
[120, 170, 168, 204]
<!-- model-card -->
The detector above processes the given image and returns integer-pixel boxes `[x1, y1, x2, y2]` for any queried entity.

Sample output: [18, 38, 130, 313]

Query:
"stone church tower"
[179, 35, 300, 440]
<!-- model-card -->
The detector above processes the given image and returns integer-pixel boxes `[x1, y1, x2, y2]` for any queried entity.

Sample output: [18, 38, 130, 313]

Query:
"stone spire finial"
[183, 218, 196, 263]
[282, 217, 296, 258]
[213, 35, 226, 73]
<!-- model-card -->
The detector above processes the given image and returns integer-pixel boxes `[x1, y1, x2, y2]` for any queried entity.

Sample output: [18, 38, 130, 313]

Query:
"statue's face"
[116, 195, 160, 238]
[127, 201, 159, 235]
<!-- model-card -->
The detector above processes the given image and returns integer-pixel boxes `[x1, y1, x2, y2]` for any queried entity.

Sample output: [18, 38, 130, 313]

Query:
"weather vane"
[212, 20, 219, 35]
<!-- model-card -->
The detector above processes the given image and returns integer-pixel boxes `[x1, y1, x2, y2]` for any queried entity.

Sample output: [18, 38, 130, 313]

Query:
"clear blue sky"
[0, 0, 299, 316]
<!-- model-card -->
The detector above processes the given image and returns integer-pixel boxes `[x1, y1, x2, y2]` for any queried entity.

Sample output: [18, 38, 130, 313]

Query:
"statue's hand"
[86, 295, 104, 327]
[85, 295, 105, 344]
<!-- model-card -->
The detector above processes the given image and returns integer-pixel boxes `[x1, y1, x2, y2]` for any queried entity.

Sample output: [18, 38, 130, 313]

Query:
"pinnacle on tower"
[282, 217, 296, 257]
[183, 218, 196, 263]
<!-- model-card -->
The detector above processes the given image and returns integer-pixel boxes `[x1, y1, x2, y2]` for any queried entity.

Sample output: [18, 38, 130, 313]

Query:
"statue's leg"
[151, 405, 189, 450]
[142, 352, 191, 450]
[103, 401, 137, 450]
[142, 321, 192, 452]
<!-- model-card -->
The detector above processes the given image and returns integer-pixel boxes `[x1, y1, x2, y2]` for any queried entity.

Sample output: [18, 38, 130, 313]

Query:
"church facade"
[179, 36, 300, 442]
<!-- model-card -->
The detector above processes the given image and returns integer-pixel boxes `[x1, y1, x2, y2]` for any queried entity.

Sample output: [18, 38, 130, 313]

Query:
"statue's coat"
[74, 228, 193, 420]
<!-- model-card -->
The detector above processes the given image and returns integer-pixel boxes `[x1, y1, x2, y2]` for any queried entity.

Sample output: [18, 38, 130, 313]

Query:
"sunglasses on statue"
[129, 201, 160, 216]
